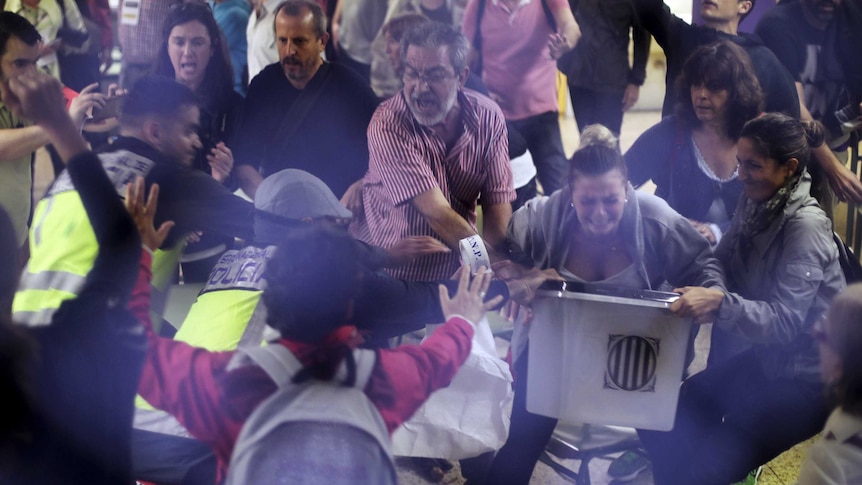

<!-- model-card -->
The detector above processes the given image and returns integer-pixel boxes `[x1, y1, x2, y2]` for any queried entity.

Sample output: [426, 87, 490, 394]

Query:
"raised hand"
[68, 83, 107, 127]
[1, 71, 67, 125]
[125, 177, 175, 251]
[207, 142, 234, 184]
[439, 266, 504, 325]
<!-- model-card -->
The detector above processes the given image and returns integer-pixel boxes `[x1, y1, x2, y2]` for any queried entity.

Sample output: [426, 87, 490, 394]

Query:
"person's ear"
[318, 31, 330, 48]
[785, 157, 800, 178]
[737, 0, 753, 16]
[457, 67, 469, 90]
[141, 118, 162, 146]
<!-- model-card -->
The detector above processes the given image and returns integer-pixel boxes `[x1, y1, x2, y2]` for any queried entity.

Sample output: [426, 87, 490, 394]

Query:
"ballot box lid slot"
[536, 281, 679, 309]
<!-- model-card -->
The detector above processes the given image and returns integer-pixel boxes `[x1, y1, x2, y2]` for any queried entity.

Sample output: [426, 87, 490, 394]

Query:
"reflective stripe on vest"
[135, 246, 277, 427]
[176, 245, 275, 349]
[148, 244, 185, 333]
[13, 150, 155, 327]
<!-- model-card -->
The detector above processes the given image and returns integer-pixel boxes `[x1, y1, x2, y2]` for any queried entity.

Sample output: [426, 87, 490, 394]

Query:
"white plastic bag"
[391, 316, 514, 459]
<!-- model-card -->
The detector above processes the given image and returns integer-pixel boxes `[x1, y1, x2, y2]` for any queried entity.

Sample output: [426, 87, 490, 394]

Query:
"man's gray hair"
[400, 22, 470, 73]
[275, 0, 328, 39]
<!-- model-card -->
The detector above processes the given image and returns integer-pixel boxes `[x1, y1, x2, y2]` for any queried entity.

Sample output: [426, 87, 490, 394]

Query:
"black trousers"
[131, 429, 217, 485]
[639, 350, 828, 485]
[485, 350, 558, 485]
[569, 85, 625, 135]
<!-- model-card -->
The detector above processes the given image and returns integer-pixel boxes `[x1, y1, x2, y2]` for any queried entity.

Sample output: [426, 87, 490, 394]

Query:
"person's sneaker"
[607, 450, 651, 482]
[732, 467, 762, 485]
[408, 457, 451, 482]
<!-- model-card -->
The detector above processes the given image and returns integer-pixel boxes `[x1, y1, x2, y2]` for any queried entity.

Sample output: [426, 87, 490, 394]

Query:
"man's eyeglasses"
[402, 66, 455, 85]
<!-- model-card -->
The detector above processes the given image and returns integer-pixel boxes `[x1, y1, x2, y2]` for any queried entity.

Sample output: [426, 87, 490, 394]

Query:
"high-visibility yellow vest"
[134, 245, 277, 432]
[13, 150, 156, 327]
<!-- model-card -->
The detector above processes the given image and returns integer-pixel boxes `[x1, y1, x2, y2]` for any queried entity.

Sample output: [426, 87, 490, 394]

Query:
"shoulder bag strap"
[261, 65, 335, 174]
[540, 0, 557, 32]
[663, 120, 686, 203]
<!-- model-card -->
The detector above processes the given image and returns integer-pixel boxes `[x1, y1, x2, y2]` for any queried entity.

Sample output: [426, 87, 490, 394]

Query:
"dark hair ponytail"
[739, 113, 825, 174]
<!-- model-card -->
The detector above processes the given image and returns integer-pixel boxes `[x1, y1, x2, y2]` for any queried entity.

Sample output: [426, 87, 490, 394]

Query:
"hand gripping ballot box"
[527, 281, 689, 431]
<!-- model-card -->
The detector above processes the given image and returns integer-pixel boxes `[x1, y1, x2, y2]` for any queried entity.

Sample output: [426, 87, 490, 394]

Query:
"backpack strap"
[238, 344, 377, 390]
[333, 349, 377, 390]
[240, 344, 304, 388]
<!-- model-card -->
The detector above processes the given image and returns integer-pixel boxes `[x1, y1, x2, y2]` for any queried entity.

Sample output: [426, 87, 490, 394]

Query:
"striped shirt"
[352, 89, 515, 281]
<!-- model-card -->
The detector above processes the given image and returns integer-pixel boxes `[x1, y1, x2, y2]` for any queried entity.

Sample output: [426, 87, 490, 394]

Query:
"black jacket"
[633, 0, 800, 118]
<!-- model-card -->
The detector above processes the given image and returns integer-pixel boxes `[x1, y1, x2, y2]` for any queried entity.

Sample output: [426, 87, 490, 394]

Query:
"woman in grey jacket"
[640, 113, 846, 485]
[486, 126, 725, 484]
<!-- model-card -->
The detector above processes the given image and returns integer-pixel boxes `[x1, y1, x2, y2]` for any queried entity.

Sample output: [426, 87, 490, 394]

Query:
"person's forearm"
[373, 316, 474, 433]
[413, 188, 479, 248]
[631, 0, 672, 47]
[552, 6, 581, 49]
[0, 126, 50, 160]
[562, 21, 580, 48]
[40, 117, 89, 163]
[236, 164, 263, 200]
[481, 202, 512, 258]
[630, 23, 651, 84]
[796, 83, 815, 122]
[425, 209, 477, 249]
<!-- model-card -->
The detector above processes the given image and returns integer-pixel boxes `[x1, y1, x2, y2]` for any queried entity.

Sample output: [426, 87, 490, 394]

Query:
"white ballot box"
[527, 282, 689, 431]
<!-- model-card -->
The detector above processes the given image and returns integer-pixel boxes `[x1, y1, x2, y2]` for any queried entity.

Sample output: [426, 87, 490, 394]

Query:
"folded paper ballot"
[528, 283, 689, 431]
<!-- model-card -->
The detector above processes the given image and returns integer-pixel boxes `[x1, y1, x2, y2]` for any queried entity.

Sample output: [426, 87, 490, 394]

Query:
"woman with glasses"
[639, 113, 846, 485]
[798, 283, 862, 483]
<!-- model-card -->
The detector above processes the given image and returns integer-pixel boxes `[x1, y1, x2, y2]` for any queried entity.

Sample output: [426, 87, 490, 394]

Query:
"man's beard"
[282, 56, 309, 82]
[408, 88, 457, 127]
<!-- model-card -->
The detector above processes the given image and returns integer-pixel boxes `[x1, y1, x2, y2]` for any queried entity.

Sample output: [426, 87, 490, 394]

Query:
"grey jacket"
[714, 171, 846, 382]
[507, 184, 725, 291]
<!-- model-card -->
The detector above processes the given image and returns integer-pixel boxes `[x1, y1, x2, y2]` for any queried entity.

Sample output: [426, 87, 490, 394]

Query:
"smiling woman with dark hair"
[625, 40, 764, 246]
[639, 112, 846, 484]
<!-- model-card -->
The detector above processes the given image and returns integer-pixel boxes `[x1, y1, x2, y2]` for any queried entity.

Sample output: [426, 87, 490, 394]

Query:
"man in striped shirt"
[350, 22, 515, 282]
